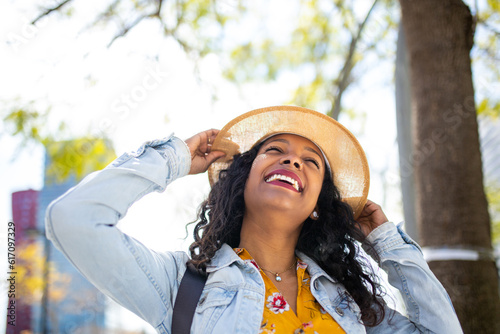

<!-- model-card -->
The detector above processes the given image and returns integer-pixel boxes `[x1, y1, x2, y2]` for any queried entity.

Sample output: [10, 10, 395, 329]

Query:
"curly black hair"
[188, 142, 386, 326]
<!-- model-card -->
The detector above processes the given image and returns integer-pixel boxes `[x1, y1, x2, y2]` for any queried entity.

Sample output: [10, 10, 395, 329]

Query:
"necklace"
[260, 260, 297, 282]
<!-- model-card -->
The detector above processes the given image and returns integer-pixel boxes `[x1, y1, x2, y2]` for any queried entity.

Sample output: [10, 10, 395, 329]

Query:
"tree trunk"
[398, 1, 500, 333]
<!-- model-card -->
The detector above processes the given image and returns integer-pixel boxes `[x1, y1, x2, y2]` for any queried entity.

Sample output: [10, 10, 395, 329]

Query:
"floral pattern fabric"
[267, 292, 290, 314]
[234, 248, 346, 334]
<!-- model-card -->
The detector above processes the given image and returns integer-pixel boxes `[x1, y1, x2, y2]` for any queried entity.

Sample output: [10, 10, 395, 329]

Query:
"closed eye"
[305, 158, 320, 169]
[265, 146, 283, 153]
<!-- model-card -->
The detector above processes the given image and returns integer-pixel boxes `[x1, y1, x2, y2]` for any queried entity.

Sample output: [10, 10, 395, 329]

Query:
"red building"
[7, 189, 40, 334]
[11, 190, 39, 241]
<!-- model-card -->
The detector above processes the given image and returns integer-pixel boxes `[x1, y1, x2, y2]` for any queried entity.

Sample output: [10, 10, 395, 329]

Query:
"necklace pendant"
[275, 274, 282, 282]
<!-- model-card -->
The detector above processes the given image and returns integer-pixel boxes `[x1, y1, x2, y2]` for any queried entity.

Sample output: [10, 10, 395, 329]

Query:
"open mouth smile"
[264, 169, 303, 192]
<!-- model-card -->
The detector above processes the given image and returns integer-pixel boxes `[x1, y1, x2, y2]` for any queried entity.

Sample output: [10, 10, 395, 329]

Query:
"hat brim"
[208, 105, 369, 219]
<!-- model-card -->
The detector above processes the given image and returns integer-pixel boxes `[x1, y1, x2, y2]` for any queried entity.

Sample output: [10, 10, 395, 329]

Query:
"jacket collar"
[206, 244, 335, 284]
[296, 251, 336, 284]
[205, 244, 244, 273]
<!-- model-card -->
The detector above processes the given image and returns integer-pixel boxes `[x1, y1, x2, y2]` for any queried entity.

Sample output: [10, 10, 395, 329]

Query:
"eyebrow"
[265, 138, 324, 161]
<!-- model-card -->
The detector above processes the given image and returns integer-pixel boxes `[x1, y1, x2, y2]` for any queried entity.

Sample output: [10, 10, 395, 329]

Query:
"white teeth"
[265, 174, 301, 191]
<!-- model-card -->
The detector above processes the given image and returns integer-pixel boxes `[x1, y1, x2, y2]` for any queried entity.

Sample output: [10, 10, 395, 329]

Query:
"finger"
[200, 130, 218, 151]
[206, 128, 220, 137]
[208, 129, 220, 142]
[206, 136, 212, 153]
[205, 151, 226, 165]
[185, 129, 219, 151]
[365, 199, 380, 209]
[207, 129, 219, 142]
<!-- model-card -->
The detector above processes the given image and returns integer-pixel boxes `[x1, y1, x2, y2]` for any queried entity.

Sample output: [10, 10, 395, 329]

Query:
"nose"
[280, 155, 303, 170]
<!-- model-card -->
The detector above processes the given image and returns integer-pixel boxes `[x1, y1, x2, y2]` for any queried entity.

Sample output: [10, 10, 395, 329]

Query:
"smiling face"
[243, 134, 326, 226]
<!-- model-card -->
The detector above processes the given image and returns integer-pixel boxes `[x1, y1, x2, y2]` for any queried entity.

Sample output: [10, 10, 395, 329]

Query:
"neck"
[238, 211, 302, 273]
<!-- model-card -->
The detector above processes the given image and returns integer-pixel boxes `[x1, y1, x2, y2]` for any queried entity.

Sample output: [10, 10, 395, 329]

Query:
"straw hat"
[208, 105, 369, 219]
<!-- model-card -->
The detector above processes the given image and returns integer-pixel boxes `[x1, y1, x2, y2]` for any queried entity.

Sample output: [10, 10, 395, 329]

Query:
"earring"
[312, 211, 319, 219]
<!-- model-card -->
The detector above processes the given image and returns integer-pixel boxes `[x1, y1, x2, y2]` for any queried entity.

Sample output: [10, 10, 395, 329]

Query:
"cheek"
[245, 154, 266, 191]
[310, 176, 324, 198]
[247, 154, 268, 181]
[251, 153, 267, 169]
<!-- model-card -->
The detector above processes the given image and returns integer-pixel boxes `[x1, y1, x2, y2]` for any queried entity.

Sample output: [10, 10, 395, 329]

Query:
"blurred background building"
[9, 189, 39, 333]
[6, 138, 114, 334]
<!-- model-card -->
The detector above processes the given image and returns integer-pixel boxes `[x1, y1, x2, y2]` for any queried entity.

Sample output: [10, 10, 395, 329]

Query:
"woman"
[46, 106, 462, 333]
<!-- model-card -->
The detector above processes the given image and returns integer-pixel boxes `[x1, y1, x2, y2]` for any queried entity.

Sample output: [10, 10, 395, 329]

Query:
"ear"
[309, 205, 320, 220]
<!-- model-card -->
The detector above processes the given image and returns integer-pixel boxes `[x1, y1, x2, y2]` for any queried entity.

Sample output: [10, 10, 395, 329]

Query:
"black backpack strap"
[171, 263, 207, 334]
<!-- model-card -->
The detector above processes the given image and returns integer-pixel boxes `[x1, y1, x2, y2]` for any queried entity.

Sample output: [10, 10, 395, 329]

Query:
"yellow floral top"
[235, 248, 346, 334]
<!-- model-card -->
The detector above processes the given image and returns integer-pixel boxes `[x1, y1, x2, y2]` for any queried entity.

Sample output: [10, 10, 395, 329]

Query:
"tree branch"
[32, 0, 74, 25]
[328, 0, 380, 119]
[155, 0, 164, 18]
[478, 19, 500, 37]
[79, 0, 122, 34]
[107, 12, 157, 47]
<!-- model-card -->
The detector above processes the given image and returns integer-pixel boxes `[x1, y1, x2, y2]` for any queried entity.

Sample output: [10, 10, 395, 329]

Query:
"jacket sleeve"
[363, 222, 463, 334]
[45, 134, 191, 331]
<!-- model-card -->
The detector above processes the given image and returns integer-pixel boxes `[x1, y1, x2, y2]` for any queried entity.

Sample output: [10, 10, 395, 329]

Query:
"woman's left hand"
[356, 200, 389, 239]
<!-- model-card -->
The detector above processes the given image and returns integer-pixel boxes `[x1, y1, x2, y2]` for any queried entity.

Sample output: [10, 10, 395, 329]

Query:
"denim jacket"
[45, 135, 463, 334]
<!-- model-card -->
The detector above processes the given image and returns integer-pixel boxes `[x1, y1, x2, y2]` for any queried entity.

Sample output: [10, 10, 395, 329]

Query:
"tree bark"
[398, 1, 500, 333]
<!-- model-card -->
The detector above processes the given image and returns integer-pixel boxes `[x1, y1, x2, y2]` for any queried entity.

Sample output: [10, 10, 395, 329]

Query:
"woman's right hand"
[185, 129, 226, 175]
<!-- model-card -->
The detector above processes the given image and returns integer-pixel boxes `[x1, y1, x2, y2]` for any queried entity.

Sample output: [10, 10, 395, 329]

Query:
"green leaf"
[44, 137, 116, 184]
[477, 98, 500, 119]
[485, 182, 500, 243]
